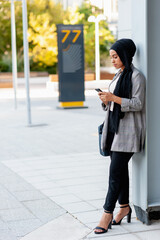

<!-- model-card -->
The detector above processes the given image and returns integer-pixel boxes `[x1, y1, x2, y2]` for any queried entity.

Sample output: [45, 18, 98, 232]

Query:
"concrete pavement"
[0, 80, 160, 240]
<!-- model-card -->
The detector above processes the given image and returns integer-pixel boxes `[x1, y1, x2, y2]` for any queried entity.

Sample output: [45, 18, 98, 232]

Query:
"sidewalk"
[0, 82, 160, 240]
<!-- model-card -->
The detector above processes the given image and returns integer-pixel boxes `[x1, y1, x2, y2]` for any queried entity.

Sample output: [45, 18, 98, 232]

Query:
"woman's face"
[110, 49, 125, 70]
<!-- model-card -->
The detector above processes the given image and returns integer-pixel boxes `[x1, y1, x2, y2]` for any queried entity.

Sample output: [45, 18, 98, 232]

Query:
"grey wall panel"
[118, 0, 148, 211]
[118, 0, 160, 223]
[147, 0, 160, 206]
[131, 0, 148, 211]
[118, 0, 132, 36]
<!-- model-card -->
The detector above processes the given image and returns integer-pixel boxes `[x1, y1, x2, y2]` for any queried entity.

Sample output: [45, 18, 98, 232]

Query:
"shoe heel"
[127, 208, 132, 223]
[119, 219, 122, 225]
[108, 221, 112, 229]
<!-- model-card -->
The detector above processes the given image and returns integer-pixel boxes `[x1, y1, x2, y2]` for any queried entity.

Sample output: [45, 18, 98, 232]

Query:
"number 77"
[61, 30, 81, 43]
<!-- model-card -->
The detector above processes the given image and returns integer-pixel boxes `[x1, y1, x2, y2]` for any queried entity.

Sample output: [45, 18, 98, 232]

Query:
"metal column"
[118, 0, 160, 224]
[22, 0, 32, 125]
[11, 0, 18, 109]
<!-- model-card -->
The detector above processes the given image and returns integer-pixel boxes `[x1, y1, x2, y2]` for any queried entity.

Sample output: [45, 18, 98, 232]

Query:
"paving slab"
[62, 201, 96, 214]
[11, 190, 47, 201]
[73, 210, 104, 225]
[0, 219, 9, 229]
[122, 218, 160, 233]
[0, 208, 36, 222]
[6, 219, 44, 237]
[85, 233, 140, 240]
[0, 229, 18, 240]
[19, 213, 91, 240]
[86, 225, 129, 239]
[135, 229, 160, 239]
[50, 193, 83, 204]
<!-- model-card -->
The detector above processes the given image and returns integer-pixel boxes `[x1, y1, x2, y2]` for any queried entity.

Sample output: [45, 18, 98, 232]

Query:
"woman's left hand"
[98, 91, 114, 105]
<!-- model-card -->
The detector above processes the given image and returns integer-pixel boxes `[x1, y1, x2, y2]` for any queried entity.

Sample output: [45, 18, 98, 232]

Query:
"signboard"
[57, 24, 85, 108]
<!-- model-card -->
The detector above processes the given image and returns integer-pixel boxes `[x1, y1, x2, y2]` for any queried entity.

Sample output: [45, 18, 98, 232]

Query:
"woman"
[94, 39, 146, 234]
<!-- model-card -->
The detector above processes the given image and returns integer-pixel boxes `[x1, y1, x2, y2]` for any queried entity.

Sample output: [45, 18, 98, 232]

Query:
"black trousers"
[103, 150, 133, 212]
[103, 111, 134, 212]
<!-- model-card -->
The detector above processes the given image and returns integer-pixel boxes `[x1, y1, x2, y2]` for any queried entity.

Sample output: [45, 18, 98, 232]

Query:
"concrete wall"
[118, 0, 132, 38]
[147, 0, 160, 207]
[118, 0, 160, 223]
[131, 0, 148, 214]
[118, 0, 148, 212]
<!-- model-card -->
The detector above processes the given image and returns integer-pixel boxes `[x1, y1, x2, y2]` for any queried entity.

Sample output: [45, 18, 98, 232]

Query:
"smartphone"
[95, 88, 103, 92]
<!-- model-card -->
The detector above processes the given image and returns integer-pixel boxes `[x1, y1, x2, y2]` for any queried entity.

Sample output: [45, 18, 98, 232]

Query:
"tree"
[0, 0, 63, 73]
[28, 12, 57, 72]
[27, 0, 64, 73]
[77, 0, 115, 70]
[0, 0, 115, 73]
[0, 1, 12, 71]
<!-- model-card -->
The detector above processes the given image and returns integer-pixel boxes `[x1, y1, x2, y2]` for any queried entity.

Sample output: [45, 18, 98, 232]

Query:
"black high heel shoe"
[94, 210, 113, 234]
[112, 205, 132, 225]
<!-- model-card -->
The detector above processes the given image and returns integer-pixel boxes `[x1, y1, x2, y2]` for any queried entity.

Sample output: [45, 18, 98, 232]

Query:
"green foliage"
[0, 61, 9, 72]
[76, 0, 115, 70]
[28, 13, 57, 70]
[0, 1, 11, 60]
[0, 0, 115, 73]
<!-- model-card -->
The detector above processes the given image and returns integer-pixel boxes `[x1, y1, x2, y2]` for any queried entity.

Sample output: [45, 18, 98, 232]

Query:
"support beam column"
[118, 0, 160, 224]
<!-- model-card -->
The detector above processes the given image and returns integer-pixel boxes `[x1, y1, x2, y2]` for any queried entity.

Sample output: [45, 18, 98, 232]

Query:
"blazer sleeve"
[121, 72, 146, 112]
[102, 102, 110, 111]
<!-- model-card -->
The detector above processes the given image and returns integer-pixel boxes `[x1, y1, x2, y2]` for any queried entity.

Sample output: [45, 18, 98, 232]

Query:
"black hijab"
[110, 38, 136, 133]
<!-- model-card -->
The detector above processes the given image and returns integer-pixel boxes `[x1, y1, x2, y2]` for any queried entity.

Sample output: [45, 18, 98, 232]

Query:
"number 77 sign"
[61, 30, 81, 43]
[56, 24, 86, 109]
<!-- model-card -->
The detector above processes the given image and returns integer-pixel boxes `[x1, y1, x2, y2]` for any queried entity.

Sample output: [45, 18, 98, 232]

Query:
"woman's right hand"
[98, 91, 113, 105]
[98, 91, 122, 106]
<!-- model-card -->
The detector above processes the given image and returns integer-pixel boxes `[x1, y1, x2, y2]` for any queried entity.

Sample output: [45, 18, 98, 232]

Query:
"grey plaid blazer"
[101, 65, 146, 153]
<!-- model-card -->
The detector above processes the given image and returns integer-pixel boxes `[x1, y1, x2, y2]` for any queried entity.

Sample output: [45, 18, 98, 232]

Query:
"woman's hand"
[98, 91, 122, 106]
[98, 91, 114, 105]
